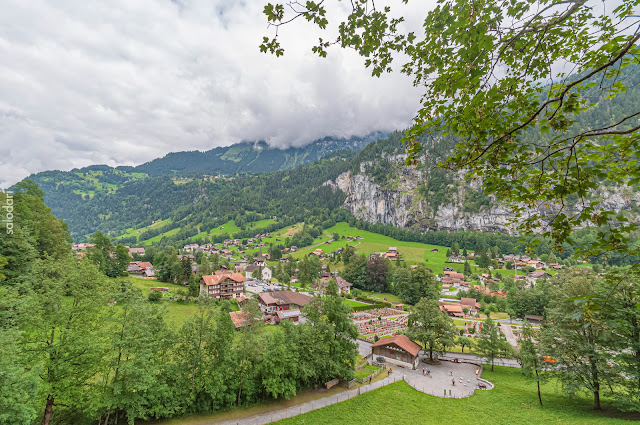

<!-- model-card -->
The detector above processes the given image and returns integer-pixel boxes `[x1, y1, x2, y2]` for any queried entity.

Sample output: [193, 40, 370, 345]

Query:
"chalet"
[258, 290, 312, 313]
[440, 302, 464, 317]
[443, 267, 454, 272]
[529, 270, 552, 280]
[441, 277, 462, 285]
[385, 247, 399, 259]
[431, 248, 439, 252]
[527, 260, 545, 269]
[549, 263, 563, 270]
[244, 264, 272, 281]
[199, 270, 245, 300]
[127, 261, 154, 276]
[129, 247, 145, 256]
[449, 256, 464, 263]
[460, 297, 481, 314]
[443, 270, 465, 280]
[323, 276, 352, 295]
[371, 334, 421, 369]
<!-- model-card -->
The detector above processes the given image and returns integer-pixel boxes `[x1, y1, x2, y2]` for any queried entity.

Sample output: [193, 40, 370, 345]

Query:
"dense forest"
[0, 186, 359, 425]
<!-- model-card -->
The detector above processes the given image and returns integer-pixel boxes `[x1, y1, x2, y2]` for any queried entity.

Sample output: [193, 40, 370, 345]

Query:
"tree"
[452, 242, 460, 256]
[366, 255, 388, 292]
[98, 284, 175, 424]
[395, 266, 438, 305]
[598, 268, 640, 412]
[476, 316, 511, 371]
[303, 295, 359, 380]
[541, 268, 614, 410]
[262, 0, 640, 259]
[18, 257, 111, 425]
[188, 274, 200, 298]
[408, 298, 456, 362]
[342, 254, 367, 290]
[463, 261, 472, 276]
[476, 250, 491, 269]
[0, 326, 39, 425]
[456, 336, 473, 354]
[519, 321, 546, 406]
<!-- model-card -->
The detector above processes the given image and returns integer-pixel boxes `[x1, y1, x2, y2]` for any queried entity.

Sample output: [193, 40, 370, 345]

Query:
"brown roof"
[443, 271, 464, 279]
[460, 297, 480, 308]
[201, 270, 246, 286]
[335, 276, 352, 289]
[371, 334, 421, 357]
[229, 311, 249, 329]
[439, 303, 464, 313]
[259, 290, 312, 307]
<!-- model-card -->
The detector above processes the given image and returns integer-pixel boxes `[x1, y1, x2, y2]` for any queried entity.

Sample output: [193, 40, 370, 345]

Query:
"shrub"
[148, 290, 162, 302]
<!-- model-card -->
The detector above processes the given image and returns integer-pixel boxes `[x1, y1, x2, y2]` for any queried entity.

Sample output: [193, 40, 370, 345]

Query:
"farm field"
[112, 277, 239, 327]
[292, 222, 450, 270]
[114, 218, 173, 241]
[142, 227, 181, 245]
[275, 367, 637, 425]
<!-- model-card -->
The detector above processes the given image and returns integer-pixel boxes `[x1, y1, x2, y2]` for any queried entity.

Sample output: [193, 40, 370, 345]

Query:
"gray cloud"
[0, 0, 431, 187]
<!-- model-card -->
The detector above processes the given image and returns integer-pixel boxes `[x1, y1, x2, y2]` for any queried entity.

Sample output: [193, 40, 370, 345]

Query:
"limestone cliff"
[327, 166, 640, 234]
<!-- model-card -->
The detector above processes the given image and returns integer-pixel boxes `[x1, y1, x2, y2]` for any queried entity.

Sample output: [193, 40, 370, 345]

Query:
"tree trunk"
[429, 347, 433, 361]
[594, 390, 601, 410]
[41, 395, 54, 425]
[535, 370, 542, 406]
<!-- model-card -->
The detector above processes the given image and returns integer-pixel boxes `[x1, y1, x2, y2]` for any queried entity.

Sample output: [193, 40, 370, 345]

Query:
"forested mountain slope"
[17, 64, 640, 243]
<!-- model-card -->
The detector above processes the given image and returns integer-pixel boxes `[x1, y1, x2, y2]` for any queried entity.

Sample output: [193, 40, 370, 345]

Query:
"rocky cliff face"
[327, 166, 640, 234]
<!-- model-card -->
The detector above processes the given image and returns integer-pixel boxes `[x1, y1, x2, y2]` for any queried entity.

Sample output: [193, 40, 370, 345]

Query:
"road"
[500, 323, 520, 349]
[356, 340, 521, 368]
[439, 353, 521, 368]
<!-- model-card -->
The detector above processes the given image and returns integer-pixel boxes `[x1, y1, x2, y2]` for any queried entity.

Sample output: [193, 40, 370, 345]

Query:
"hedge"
[351, 303, 388, 312]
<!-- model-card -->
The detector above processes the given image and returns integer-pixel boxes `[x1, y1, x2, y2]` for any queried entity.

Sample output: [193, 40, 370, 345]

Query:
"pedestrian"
[426, 369, 431, 377]
[422, 368, 425, 376]
[475, 369, 480, 378]
[369, 375, 372, 385]
[449, 370, 453, 376]
[452, 378, 455, 386]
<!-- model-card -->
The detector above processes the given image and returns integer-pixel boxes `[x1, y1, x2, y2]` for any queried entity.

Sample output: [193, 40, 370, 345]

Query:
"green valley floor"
[275, 367, 637, 425]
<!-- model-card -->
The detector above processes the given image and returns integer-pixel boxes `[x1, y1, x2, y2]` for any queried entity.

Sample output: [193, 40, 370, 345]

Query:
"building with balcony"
[199, 270, 245, 300]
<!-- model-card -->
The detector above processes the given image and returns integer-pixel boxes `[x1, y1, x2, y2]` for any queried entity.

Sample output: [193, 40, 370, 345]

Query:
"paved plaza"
[399, 358, 485, 398]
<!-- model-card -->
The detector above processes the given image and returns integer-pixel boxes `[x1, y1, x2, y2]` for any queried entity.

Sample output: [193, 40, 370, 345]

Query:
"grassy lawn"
[364, 292, 403, 304]
[275, 367, 638, 425]
[112, 277, 238, 328]
[291, 223, 450, 270]
[354, 365, 381, 380]
[343, 299, 371, 308]
[142, 227, 181, 245]
[114, 218, 173, 241]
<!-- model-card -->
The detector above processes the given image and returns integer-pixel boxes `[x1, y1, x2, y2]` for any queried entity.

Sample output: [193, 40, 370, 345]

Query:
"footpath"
[213, 375, 401, 425]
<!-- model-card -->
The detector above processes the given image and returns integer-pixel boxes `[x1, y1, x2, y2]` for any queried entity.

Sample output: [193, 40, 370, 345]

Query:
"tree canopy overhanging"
[262, 0, 640, 258]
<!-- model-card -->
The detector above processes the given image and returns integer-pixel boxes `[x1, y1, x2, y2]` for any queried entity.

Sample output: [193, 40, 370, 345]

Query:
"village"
[71, 226, 565, 364]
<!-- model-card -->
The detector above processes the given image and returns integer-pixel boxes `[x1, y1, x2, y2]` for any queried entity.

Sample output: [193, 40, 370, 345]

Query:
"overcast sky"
[0, 0, 434, 187]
